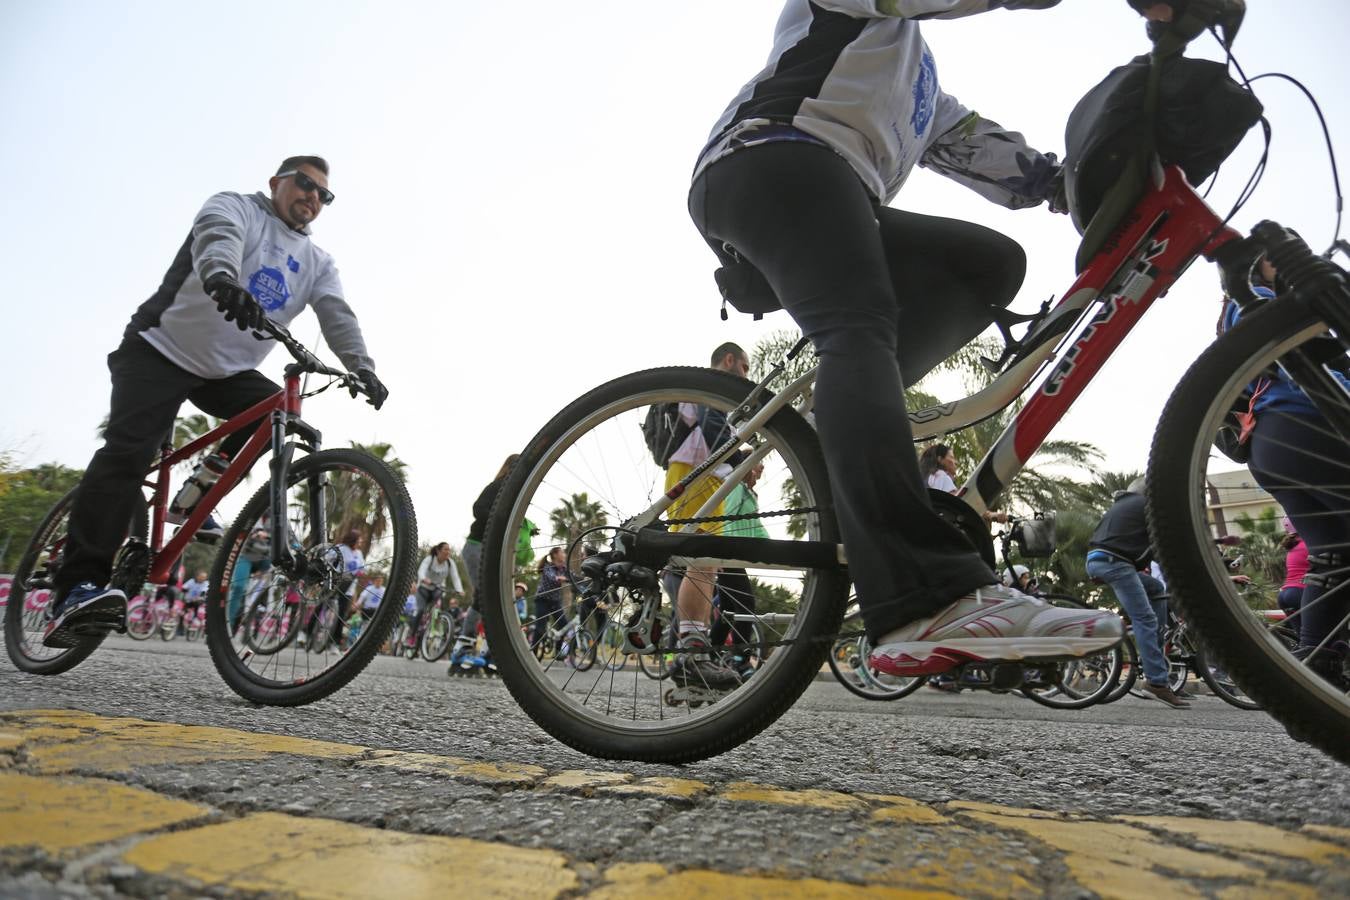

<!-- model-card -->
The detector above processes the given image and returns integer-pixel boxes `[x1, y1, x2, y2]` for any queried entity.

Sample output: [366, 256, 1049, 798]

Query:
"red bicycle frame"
[142, 369, 305, 585]
[948, 162, 1243, 513]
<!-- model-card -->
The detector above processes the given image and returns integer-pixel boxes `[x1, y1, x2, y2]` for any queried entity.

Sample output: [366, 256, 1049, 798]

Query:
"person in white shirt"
[919, 443, 959, 494]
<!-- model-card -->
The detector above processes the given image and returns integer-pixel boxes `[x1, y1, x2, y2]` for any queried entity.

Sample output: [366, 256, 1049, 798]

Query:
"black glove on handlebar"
[355, 367, 388, 410]
[204, 274, 264, 332]
[1129, 0, 1244, 49]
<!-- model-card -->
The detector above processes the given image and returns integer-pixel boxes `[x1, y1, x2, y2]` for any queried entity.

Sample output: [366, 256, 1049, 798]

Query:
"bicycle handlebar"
[254, 317, 368, 400]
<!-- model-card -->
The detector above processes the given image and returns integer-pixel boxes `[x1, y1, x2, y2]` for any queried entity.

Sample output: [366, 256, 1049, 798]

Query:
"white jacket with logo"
[695, 0, 1061, 207]
[129, 191, 373, 379]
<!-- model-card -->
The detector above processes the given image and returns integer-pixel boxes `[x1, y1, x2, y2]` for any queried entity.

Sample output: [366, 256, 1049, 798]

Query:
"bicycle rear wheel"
[1148, 298, 1350, 762]
[205, 448, 417, 706]
[1019, 596, 1122, 709]
[480, 367, 848, 763]
[4, 488, 147, 675]
[421, 611, 454, 661]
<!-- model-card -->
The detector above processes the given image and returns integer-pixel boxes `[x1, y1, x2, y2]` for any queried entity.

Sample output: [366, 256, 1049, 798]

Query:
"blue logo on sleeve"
[910, 49, 937, 138]
[248, 266, 292, 312]
[286, 255, 301, 274]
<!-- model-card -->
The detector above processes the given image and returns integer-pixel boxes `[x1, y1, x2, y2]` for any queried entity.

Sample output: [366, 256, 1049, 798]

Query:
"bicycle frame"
[141, 365, 322, 585]
[641, 160, 1246, 569]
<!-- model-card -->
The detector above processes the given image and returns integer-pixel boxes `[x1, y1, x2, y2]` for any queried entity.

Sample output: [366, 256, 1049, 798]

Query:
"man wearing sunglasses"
[43, 155, 390, 647]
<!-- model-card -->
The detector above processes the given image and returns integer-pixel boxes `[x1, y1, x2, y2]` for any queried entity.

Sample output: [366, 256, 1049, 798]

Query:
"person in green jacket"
[709, 463, 767, 677]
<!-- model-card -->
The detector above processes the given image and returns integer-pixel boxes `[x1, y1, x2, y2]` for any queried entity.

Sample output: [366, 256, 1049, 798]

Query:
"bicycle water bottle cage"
[980, 299, 1057, 374]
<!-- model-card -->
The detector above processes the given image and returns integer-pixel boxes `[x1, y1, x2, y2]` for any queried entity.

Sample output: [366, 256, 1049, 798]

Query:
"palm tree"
[549, 492, 607, 551]
[314, 441, 409, 554]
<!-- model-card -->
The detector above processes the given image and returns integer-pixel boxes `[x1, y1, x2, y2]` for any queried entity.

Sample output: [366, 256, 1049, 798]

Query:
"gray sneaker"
[669, 634, 742, 690]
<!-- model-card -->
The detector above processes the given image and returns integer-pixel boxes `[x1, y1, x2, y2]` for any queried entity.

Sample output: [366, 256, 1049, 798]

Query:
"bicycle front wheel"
[421, 611, 454, 662]
[1148, 298, 1350, 762]
[206, 448, 418, 706]
[480, 367, 848, 764]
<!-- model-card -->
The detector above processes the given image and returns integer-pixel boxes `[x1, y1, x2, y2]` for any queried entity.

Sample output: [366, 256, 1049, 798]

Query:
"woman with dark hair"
[410, 541, 462, 650]
[918, 443, 957, 494]
[531, 547, 569, 650]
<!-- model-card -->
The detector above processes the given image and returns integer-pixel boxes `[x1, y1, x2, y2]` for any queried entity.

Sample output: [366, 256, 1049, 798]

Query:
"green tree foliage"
[1232, 507, 1286, 600]
[324, 441, 409, 553]
[548, 492, 608, 553]
[0, 462, 84, 572]
[748, 577, 799, 616]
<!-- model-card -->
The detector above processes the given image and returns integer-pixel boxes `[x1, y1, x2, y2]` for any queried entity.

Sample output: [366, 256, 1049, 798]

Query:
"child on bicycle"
[45, 155, 389, 648]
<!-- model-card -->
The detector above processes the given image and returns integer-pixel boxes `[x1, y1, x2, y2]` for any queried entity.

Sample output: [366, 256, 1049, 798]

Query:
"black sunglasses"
[278, 170, 335, 205]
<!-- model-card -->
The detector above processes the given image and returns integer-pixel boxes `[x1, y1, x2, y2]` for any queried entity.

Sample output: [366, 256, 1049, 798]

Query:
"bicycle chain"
[662, 506, 818, 527]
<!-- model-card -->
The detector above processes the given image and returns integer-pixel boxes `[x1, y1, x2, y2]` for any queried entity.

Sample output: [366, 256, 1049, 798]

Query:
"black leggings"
[690, 141, 1021, 640]
[1250, 410, 1350, 647]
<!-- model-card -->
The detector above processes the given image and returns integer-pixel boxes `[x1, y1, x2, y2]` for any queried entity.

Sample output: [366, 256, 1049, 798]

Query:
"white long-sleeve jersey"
[694, 0, 1061, 208]
[128, 191, 373, 379]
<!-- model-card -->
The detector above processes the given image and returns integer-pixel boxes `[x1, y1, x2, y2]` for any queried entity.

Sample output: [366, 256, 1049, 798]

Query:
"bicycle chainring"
[110, 540, 150, 597]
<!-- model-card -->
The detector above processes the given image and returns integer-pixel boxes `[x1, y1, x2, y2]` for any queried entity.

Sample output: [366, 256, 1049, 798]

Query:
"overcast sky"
[3, 1, 1348, 549]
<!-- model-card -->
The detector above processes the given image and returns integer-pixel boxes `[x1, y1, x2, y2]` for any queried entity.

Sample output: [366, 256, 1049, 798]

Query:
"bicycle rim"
[826, 605, 924, 701]
[206, 448, 417, 705]
[1148, 299, 1350, 761]
[481, 367, 847, 763]
[4, 488, 146, 674]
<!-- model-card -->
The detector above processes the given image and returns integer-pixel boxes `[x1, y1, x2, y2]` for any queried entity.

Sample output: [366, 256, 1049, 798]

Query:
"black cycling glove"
[204, 274, 264, 332]
[355, 368, 389, 410]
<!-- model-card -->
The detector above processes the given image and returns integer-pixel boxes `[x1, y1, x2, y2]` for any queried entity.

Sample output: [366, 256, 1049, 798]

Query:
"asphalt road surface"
[2, 635, 1347, 898]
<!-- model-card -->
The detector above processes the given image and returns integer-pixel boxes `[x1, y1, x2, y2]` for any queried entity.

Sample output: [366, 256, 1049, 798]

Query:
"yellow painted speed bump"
[0, 772, 210, 852]
[591, 861, 959, 899]
[1119, 816, 1350, 863]
[123, 811, 577, 899]
[720, 782, 867, 812]
[356, 750, 546, 785]
[3, 709, 366, 775]
[597, 776, 710, 802]
[542, 769, 633, 791]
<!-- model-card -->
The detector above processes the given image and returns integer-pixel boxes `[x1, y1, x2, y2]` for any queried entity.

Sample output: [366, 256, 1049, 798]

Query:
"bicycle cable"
[1210, 26, 1344, 247]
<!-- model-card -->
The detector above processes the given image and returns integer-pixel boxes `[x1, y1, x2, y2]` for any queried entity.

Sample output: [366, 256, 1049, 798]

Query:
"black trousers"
[58, 336, 280, 593]
[709, 567, 757, 650]
[690, 141, 1018, 641]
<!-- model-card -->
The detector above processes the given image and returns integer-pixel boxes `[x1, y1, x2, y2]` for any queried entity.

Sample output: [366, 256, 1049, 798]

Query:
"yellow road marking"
[720, 781, 867, 812]
[959, 810, 1262, 898]
[123, 811, 577, 900]
[3, 709, 366, 774]
[592, 861, 958, 899]
[1119, 815, 1350, 863]
[0, 730, 23, 753]
[1302, 823, 1350, 844]
[542, 769, 634, 791]
[1, 709, 1343, 899]
[356, 750, 546, 785]
[0, 772, 209, 852]
[597, 776, 710, 801]
[860, 793, 948, 825]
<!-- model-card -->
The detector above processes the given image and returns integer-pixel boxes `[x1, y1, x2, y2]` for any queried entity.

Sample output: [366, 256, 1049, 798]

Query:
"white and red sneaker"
[868, 584, 1122, 677]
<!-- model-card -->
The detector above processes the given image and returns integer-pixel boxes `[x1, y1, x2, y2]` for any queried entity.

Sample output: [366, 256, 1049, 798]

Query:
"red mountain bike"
[477, 13, 1350, 764]
[3, 319, 418, 706]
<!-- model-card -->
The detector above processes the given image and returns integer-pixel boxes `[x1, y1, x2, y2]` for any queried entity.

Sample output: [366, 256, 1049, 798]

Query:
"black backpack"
[641, 403, 692, 468]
